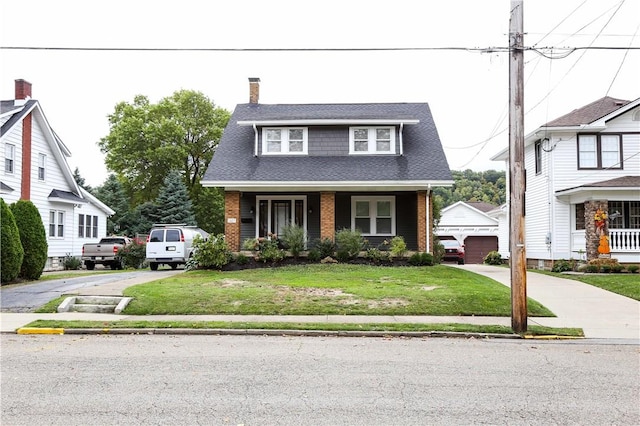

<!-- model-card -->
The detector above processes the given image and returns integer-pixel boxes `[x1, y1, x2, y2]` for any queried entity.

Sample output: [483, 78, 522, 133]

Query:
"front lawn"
[116, 264, 552, 316]
[531, 270, 640, 301]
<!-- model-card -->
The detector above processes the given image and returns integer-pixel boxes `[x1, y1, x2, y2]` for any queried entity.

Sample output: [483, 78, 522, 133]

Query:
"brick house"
[202, 78, 453, 253]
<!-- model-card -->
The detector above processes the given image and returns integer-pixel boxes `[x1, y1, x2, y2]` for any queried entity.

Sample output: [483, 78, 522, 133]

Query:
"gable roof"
[543, 96, 630, 127]
[203, 102, 453, 191]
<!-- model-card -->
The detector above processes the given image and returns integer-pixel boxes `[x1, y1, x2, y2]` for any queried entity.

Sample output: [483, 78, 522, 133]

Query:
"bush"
[118, 241, 147, 269]
[389, 236, 408, 258]
[483, 251, 503, 266]
[280, 224, 306, 258]
[585, 264, 600, 273]
[365, 247, 390, 264]
[242, 238, 259, 251]
[335, 228, 364, 259]
[586, 258, 620, 274]
[432, 241, 445, 264]
[64, 254, 82, 270]
[10, 200, 48, 280]
[307, 249, 321, 262]
[234, 252, 249, 265]
[611, 264, 624, 273]
[313, 238, 336, 258]
[1, 199, 24, 283]
[408, 252, 434, 266]
[627, 265, 639, 274]
[552, 259, 576, 273]
[256, 239, 284, 264]
[190, 234, 232, 269]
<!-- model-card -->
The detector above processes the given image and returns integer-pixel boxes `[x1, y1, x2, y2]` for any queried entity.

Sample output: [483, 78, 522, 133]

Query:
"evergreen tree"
[155, 170, 196, 225]
[93, 174, 130, 235]
[72, 167, 92, 192]
[1, 199, 24, 284]
[10, 200, 48, 280]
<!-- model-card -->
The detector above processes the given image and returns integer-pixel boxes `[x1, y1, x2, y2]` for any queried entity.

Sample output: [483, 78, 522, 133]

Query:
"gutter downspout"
[426, 184, 431, 253]
[399, 122, 404, 155]
[253, 124, 258, 156]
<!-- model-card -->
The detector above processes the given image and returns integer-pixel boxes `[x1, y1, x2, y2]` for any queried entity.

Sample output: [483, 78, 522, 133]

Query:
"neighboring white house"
[1, 79, 114, 270]
[436, 201, 499, 264]
[492, 96, 640, 267]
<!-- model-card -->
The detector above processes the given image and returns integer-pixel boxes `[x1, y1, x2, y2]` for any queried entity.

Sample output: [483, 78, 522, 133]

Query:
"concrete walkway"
[1, 265, 638, 339]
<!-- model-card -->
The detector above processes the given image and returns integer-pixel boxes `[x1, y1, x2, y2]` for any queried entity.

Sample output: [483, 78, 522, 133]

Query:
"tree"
[1, 198, 24, 284]
[11, 200, 48, 280]
[433, 169, 506, 208]
[98, 91, 230, 206]
[155, 170, 196, 225]
[72, 167, 92, 192]
[93, 174, 130, 235]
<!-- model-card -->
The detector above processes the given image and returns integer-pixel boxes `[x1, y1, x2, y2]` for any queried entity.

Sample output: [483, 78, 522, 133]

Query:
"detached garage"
[436, 202, 500, 264]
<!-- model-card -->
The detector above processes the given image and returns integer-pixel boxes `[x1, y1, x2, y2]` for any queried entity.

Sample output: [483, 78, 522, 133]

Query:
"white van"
[145, 224, 209, 271]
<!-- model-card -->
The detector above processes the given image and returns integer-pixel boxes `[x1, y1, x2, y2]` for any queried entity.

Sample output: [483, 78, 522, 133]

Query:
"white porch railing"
[609, 229, 640, 251]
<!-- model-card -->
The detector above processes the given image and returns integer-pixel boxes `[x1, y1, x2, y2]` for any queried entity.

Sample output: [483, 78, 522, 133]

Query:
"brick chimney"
[249, 77, 260, 104]
[15, 79, 33, 200]
[15, 79, 32, 100]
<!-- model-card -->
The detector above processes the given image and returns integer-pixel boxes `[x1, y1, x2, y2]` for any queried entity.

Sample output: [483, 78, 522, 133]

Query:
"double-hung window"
[262, 128, 308, 155]
[577, 134, 622, 169]
[38, 153, 46, 180]
[349, 127, 395, 154]
[534, 141, 542, 175]
[351, 196, 395, 236]
[49, 210, 64, 238]
[5, 143, 15, 173]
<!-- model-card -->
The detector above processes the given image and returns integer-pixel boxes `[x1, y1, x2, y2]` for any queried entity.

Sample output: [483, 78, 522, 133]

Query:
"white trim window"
[351, 196, 395, 236]
[577, 134, 622, 169]
[349, 127, 396, 154]
[49, 210, 65, 238]
[38, 153, 46, 180]
[5, 143, 15, 173]
[262, 128, 308, 155]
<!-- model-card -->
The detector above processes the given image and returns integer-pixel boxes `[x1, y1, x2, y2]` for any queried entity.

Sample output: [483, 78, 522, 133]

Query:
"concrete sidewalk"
[1, 265, 638, 339]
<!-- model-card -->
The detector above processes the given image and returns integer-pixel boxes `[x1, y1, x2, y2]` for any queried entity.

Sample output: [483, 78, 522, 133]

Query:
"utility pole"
[509, 0, 527, 333]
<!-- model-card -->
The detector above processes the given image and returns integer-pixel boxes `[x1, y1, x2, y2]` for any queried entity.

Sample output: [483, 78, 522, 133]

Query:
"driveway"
[455, 264, 640, 339]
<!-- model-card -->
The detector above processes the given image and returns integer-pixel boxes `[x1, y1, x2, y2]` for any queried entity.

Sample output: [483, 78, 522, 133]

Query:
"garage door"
[463, 236, 498, 264]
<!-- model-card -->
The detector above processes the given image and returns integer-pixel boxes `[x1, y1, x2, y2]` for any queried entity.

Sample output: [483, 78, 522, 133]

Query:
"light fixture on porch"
[249, 206, 255, 215]
[308, 206, 313, 214]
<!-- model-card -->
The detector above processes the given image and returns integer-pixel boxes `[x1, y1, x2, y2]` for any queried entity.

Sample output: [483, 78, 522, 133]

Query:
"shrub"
[600, 264, 611, 273]
[234, 253, 249, 265]
[64, 254, 82, 270]
[389, 236, 408, 258]
[483, 251, 503, 266]
[432, 241, 445, 264]
[335, 228, 364, 259]
[307, 249, 321, 262]
[627, 265, 639, 274]
[242, 238, 259, 251]
[313, 238, 336, 258]
[256, 239, 284, 263]
[408, 252, 434, 266]
[10, 200, 48, 280]
[1, 199, 24, 283]
[280, 224, 306, 258]
[587, 258, 620, 273]
[552, 259, 576, 273]
[585, 264, 600, 273]
[365, 247, 390, 264]
[190, 234, 232, 269]
[118, 241, 147, 269]
[335, 250, 351, 263]
[611, 264, 624, 273]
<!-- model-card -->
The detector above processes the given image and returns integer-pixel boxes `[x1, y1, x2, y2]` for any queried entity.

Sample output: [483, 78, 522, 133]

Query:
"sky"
[1, 0, 639, 187]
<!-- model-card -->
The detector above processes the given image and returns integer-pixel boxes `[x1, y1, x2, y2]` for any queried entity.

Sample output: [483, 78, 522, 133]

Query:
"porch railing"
[609, 229, 640, 252]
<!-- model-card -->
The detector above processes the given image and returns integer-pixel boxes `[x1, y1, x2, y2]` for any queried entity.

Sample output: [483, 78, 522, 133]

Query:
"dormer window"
[349, 127, 396, 154]
[262, 128, 308, 155]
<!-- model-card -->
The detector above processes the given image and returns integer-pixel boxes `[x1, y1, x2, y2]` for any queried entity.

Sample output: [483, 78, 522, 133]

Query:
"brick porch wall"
[585, 200, 608, 261]
[224, 191, 241, 251]
[320, 192, 335, 241]
[417, 191, 427, 252]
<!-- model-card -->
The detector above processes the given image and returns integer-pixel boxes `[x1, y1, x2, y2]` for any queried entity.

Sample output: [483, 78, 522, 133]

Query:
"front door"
[257, 197, 306, 238]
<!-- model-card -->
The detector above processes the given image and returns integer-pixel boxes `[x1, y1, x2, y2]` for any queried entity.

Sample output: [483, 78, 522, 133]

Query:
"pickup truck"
[81, 237, 132, 270]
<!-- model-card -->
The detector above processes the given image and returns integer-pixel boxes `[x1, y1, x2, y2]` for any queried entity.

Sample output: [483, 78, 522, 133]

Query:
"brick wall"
[585, 200, 608, 261]
[320, 192, 335, 241]
[225, 191, 241, 251]
[417, 191, 427, 252]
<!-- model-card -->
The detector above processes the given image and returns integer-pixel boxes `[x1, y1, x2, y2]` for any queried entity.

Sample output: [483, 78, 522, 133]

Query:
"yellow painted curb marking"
[17, 328, 64, 335]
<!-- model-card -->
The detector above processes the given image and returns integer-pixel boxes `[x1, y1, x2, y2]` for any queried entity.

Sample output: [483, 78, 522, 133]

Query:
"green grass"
[531, 270, 640, 301]
[37, 264, 553, 316]
[23, 319, 583, 337]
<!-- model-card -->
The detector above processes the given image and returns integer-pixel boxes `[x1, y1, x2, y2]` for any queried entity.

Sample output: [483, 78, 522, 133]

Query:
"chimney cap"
[249, 77, 260, 82]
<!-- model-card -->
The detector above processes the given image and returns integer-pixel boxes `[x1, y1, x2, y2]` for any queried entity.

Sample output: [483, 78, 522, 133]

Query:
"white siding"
[1, 122, 23, 204]
[524, 140, 552, 259]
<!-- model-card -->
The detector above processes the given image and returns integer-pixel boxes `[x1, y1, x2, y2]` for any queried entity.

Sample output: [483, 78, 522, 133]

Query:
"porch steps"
[57, 296, 132, 314]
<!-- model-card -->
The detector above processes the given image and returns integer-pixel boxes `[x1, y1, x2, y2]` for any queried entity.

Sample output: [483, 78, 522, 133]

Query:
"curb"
[14, 327, 525, 339]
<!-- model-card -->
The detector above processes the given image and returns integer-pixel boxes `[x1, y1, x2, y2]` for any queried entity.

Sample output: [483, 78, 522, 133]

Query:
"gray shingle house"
[201, 78, 453, 252]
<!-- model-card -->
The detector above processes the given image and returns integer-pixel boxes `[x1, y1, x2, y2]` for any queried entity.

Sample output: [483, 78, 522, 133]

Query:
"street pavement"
[1, 265, 638, 340]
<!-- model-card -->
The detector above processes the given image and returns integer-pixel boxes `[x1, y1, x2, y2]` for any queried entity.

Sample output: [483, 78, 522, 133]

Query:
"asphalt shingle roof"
[544, 96, 630, 127]
[204, 103, 452, 186]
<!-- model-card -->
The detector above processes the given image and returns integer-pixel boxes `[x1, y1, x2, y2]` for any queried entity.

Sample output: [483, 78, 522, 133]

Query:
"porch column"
[320, 192, 335, 242]
[417, 191, 427, 252]
[584, 200, 608, 261]
[225, 191, 241, 251]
